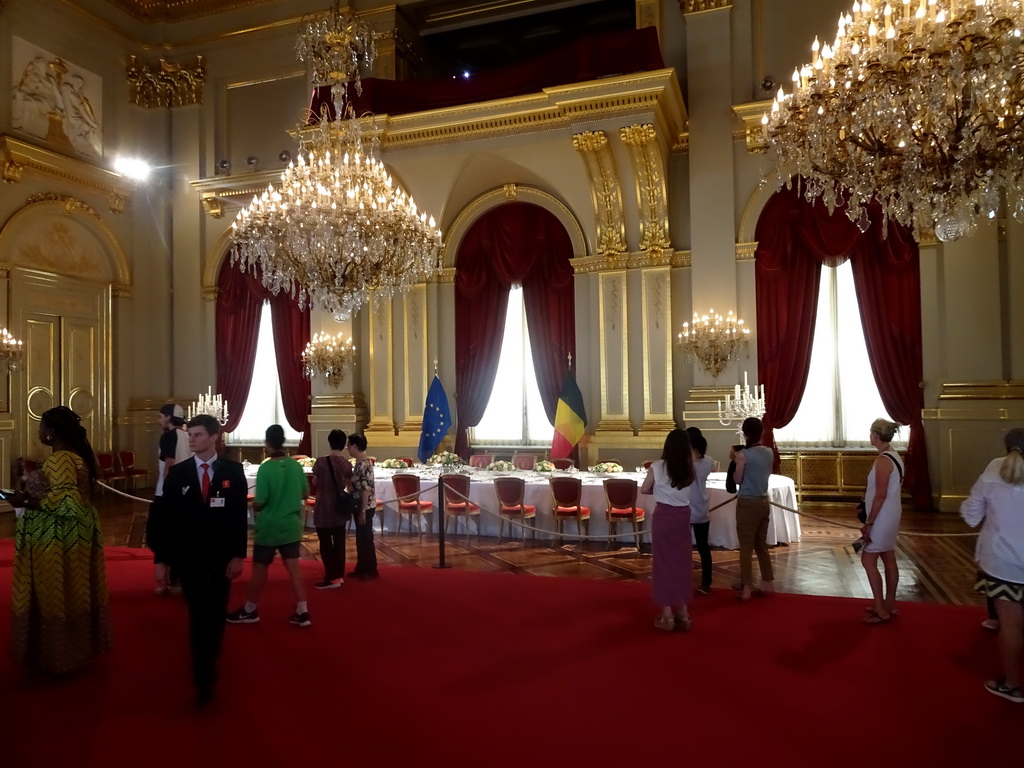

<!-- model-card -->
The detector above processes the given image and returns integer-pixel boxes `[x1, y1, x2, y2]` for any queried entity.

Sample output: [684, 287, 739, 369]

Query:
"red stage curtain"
[216, 258, 311, 452]
[755, 183, 933, 510]
[309, 28, 663, 122]
[454, 203, 576, 457]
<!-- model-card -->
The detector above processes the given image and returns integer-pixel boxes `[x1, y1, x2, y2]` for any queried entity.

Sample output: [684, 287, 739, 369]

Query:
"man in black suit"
[156, 414, 248, 705]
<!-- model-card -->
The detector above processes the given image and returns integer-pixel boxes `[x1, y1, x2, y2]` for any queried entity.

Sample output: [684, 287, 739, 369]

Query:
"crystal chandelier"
[763, 0, 1024, 242]
[302, 331, 356, 388]
[187, 386, 229, 425]
[718, 372, 766, 427]
[0, 328, 23, 372]
[676, 309, 750, 377]
[230, 2, 442, 318]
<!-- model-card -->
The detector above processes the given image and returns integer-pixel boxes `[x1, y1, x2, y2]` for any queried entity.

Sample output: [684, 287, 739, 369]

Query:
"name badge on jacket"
[210, 497, 226, 508]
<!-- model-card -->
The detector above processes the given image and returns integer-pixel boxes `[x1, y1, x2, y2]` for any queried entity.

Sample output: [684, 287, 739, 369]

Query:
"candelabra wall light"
[302, 331, 357, 388]
[718, 372, 766, 427]
[187, 386, 229, 425]
[0, 328, 24, 372]
[676, 309, 750, 377]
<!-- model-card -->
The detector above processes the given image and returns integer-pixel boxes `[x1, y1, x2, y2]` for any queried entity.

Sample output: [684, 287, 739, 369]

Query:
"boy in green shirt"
[227, 424, 311, 627]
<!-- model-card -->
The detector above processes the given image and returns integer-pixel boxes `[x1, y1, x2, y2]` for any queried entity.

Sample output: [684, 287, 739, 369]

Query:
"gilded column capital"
[620, 123, 671, 254]
[681, 0, 732, 13]
[127, 55, 205, 108]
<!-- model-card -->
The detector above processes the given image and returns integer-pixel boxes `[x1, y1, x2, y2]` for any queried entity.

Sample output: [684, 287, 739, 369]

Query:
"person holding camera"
[311, 429, 353, 589]
[732, 417, 776, 601]
[860, 418, 904, 624]
[960, 428, 1024, 703]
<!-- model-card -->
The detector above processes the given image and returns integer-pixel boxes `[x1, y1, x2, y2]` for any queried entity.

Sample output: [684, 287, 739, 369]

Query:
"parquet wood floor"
[0, 496, 984, 608]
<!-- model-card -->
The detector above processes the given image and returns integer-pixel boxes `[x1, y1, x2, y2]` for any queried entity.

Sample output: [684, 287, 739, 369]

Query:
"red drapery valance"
[216, 258, 311, 455]
[454, 203, 575, 457]
[755, 183, 933, 510]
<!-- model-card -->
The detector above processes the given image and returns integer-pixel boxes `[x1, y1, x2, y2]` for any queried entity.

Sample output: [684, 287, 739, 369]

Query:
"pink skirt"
[651, 502, 693, 607]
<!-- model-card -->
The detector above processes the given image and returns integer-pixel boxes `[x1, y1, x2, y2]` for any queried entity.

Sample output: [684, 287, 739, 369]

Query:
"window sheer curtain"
[454, 202, 575, 458]
[216, 257, 311, 454]
[755, 183, 933, 510]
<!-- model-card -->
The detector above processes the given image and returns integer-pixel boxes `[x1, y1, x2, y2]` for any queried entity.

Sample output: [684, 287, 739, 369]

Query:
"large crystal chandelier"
[763, 0, 1024, 242]
[230, 2, 442, 318]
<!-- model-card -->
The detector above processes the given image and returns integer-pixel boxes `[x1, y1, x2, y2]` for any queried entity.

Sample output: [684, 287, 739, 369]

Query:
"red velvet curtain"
[454, 203, 576, 457]
[755, 183, 932, 510]
[216, 258, 311, 453]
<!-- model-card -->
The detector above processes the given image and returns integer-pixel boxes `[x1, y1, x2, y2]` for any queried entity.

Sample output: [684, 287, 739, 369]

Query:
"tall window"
[773, 260, 905, 447]
[227, 301, 301, 445]
[472, 285, 554, 445]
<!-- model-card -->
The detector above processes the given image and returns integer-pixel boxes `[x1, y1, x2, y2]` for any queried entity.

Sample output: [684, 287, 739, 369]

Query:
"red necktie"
[200, 462, 211, 502]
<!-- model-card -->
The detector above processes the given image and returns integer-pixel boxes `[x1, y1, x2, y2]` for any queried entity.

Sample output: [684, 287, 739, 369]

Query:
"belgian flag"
[551, 371, 587, 459]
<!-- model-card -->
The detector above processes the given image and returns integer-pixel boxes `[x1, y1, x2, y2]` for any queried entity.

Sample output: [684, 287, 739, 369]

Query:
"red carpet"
[0, 540, 1017, 766]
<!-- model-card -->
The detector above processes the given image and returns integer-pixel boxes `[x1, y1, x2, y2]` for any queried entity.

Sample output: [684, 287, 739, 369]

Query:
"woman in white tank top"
[860, 418, 904, 624]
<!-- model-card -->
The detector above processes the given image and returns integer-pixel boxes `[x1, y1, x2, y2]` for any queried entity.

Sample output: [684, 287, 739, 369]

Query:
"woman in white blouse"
[961, 428, 1024, 704]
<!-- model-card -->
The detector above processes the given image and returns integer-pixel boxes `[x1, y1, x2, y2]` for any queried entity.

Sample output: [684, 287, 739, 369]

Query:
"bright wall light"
[113, 156, 152, 181]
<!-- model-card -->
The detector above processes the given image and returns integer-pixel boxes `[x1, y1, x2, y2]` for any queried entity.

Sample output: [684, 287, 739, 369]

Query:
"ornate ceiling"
[99, 0, 271, 22]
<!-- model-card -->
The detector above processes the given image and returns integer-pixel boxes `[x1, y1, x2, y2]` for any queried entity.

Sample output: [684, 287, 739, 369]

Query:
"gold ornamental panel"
[620, 124, 671, 254]
[572, 130, 627, 256]
[127, 55, 205, 108]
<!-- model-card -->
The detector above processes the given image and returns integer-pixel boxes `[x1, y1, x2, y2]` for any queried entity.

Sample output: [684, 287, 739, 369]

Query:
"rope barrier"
[376, 479, 978, 541]
[97, 482, 153, 504]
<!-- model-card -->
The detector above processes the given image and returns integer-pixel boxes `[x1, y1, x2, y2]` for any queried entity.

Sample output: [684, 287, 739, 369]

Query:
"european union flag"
[418, 375, 452, 463]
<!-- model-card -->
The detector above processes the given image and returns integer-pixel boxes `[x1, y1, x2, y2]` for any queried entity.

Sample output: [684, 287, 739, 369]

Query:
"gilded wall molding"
[732, 101, 772, 153]
[936, 381, 1024, 401]
[637, 0, 662, 40]
[1, 135, 134, 214]
[98, 0, 270, 22]
[0, 193, 132, 293]
[681, 0, 732, 13]
[573, 130, 627, 256]
[736, 241, 758, 261]
[442, 186, 587, 269]
[620, 123, 671, 254]
[127, 55, 205, 108]
[639, 266, 675, 432]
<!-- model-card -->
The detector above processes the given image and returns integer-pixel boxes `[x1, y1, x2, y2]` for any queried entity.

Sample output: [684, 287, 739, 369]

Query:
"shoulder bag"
[325, 456, 357, 520]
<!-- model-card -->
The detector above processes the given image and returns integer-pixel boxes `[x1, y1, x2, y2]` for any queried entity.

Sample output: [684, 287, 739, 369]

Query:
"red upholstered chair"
[392, 473, 433, 539]
[118, 450, 148, 490]
[469, 453, 493, 469]
[643, 461, 654, 470]
[97, 452, 127, 489]
[549, 476, 590, 540]
[512, 453, 539, 471]
[603, 478, 645, 551]
[397, 457, 415, 467]
[712, 460, 721, 472]
[440, 474, 480, 543]
[552, 458, 574, 470]
[493, 476, 537, 544]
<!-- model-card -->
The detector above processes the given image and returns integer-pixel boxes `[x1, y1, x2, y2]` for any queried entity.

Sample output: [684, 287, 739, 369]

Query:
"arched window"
[453, 202, 575, 455]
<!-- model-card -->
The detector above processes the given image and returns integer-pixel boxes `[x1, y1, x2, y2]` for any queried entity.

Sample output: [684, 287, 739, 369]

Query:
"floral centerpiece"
[298, 456, 316, 468]
[592, 462, 624, 474]
[533, 459, 556, 472]
[427, 451, 463, 468]
[379, 457, 410, 469]
[486, 460, 516, 472]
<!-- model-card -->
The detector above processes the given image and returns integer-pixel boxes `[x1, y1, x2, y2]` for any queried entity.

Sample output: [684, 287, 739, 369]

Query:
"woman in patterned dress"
[10, 406, 112, 674]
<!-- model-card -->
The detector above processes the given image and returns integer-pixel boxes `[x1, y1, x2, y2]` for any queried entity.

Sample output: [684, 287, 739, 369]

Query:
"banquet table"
[366, 468, 799, 550]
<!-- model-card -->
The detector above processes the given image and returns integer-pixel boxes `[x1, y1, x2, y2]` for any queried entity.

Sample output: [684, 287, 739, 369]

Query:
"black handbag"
[325, 456, 357, 519]
[857, 452, 903, 524]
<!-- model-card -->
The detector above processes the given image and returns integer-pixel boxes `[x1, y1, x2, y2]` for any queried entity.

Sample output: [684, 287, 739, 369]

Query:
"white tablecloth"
[369, 468, 800, 550]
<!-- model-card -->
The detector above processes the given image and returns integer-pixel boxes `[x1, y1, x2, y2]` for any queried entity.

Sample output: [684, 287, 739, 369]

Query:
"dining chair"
[603, 478, 645, 551]
[97, 452, 127, 490]
[493, 476, 537, 544]
[117, 450, 148, 490]
[397, 457, 415, 467]
[551, 458, 574, 470]
[391, 473, 433, 539]
[469, 454, 493, 469]
[440, 473, 480, 544]
[549, 476, 590, 541]
[512, 453, 538, 471]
